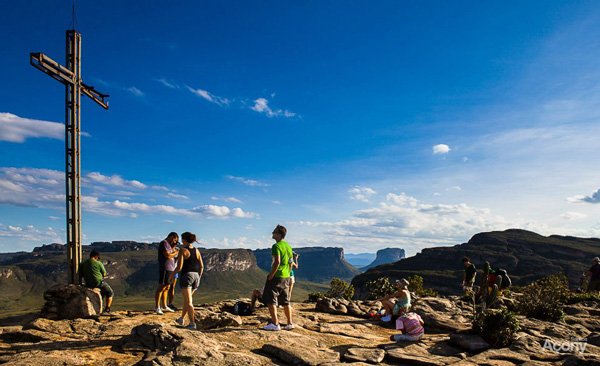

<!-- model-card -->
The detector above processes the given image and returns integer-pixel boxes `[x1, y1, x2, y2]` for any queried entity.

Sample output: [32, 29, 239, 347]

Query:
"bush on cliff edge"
[517, 274, 569, 321]
[474, 309, 520, 348]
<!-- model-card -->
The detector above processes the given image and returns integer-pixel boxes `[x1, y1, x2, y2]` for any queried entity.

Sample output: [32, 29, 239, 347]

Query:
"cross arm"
[81, 82, 109, 109]
[30, 52, 75, 85]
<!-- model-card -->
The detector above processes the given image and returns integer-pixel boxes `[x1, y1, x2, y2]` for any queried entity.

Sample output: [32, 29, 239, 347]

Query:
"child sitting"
[390, 312, 424, 342]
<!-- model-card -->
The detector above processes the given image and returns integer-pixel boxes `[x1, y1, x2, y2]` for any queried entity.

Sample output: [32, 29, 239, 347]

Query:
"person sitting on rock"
[174, 232, 204, 330]
[586, 257, 600, 292]
[461, 257, 477, 292]
[390, 312, 424, 342]
[379, 278, 411, 323]
[251, 288, 264, 309]
[79, 249, 114, 314]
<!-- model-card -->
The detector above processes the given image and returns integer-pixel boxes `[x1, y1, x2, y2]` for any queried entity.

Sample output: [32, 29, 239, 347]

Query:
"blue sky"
[1, 1, 600, 255]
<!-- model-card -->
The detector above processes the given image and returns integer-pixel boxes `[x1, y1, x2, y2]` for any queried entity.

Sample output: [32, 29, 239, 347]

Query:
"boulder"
[449, 334, 491, 353]
[261, 342, 340, 365]
[195, 310, 243, 330]
[343, 347, 385, 363]
[40, 284, 102, 320]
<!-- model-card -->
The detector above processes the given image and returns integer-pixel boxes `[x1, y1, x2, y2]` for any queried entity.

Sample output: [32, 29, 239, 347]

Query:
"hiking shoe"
[155, 307, 164, 315]
[175, 317, 184, 326]
[102, 307, 111, 314]
[381, 315, 392, 322]
[283, 323, 295, 330]
[262, 323, 281, 331]
[186, 323, 197, 330]
[167, 304, 179, 311]
[163, 306, 175, 313]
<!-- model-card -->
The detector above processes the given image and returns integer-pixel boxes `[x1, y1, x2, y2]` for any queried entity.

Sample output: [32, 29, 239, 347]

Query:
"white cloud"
[192, 205, 255, 219]
[446, 186, 462, 191]
[225, 175, 270, 187]
[167, 192, 189, 200]
[560, 211, 587, 220]
[187, 86, 230, 106]
[155, 78, 179, 89]
[0, 223, 62, 245]
[86, 172, 147, 189]
[125, 86, 144, 97]
[348, 186, 376, 202]
[250, 98, 296, 118]
[568, 188, 600, 204]
[432, 144, 451, 155]
[0, 113, 64, 143]
[211, 196, 243, 204]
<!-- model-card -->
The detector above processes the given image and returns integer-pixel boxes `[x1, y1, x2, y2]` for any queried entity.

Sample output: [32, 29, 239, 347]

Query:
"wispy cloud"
[348, 186, 376, 202]
[187, 86, 230, 106]
[432, 144, 451, 155]
[211, 196, 243, 204]
[0, 223, 62, 245]
[568, 188, 600, 204]
[250, 98, 296, 118]
[167, 192, 189, 200]
[86, 172, 147, 189]
[225, 175, 270, 187]
[125, 86, 145, 97]
[0, 113, 64, 143]
[155, 78, 179, 89]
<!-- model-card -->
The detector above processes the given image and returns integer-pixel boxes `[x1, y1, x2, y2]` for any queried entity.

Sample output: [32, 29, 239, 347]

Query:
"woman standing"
[175, 232, 204, 330]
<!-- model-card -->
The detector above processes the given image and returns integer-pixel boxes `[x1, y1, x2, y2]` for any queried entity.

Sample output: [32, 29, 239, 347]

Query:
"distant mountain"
[344, 253, 376, 268]
[361, 248, 405, 270]
[351, 229, 600, 297]
[254, 247, 360, 282]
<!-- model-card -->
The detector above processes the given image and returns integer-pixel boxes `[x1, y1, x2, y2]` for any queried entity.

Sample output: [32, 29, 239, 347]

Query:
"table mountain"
[352, 229, 600, 297]
[254, 247, 360, 282]
[362, 248, 406, 270]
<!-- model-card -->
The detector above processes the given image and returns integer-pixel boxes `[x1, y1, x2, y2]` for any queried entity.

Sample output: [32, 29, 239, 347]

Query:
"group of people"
[376, 278, 426, 342]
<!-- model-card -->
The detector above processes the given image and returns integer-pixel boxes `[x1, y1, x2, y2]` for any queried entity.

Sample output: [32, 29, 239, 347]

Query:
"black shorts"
[159, 269, 175, 285]
[262, 277, 291, 306]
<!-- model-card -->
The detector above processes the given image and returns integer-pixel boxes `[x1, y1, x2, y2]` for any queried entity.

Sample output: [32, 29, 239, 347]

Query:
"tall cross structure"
[30, 30, 109, 284]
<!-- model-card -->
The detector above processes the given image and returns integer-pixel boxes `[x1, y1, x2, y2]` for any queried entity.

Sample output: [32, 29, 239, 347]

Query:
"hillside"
[362, 247, 406, 270]
[254, 247, 360, 282]
[352, 229, 600, 296]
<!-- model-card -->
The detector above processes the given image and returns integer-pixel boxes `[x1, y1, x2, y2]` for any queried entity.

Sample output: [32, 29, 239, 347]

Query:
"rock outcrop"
[362, 248, 406, 270]
[1, 295, 597, 365]
[40, 284, 102, 320]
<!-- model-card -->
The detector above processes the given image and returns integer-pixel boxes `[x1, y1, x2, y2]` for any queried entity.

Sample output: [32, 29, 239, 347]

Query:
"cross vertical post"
[30, 30, 109, 284]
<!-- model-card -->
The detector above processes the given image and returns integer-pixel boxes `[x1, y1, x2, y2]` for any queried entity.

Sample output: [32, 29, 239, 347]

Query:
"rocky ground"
[0, 296, 598, 366]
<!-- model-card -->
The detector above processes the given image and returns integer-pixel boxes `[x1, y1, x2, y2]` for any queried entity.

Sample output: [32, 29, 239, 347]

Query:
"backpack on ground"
[232, 301, 254, 316]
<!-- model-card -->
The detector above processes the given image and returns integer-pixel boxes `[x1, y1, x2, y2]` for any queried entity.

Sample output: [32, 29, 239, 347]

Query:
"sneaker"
[167, 304, 178, 311]
[102, 307, 111, 314]
[381, 315, 392, 322]
[163, 306, 175, 313]
[175, 317, 184, 326]
[155, 307, 164, 315]
[186, 323, 197, 330]
[283, 323, 295, 330]
[262, 323, 281, 331]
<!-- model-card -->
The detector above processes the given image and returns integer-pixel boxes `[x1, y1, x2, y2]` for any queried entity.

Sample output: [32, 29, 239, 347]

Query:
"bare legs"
[181, 287, 195, 325]
[267, 303, 293, 325]
[155, 285, 168, 309]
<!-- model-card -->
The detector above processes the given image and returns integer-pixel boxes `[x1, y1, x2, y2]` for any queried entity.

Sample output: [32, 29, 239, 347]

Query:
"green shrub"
[326, 278, 355, 300]
[474, 309, 520, 347]
[566, 291, 600, 304]
[307, 291, 327, 302]
[365, 277, 396, 300]
[406, 275, 438, 297]
[517, 274, 569, 321]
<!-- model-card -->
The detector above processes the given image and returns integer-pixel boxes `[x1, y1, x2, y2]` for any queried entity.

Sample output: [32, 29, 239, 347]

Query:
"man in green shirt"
[79, 250, 114, 313]
[262, 225, 294, 331]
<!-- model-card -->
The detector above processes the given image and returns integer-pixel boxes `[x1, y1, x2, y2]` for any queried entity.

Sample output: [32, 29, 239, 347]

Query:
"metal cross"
[30, 30, 109, 284]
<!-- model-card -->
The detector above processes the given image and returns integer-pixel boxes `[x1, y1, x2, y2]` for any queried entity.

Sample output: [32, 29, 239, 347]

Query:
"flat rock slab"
[385, 348, 460, 366]
[261, 343, 339, 365]
[449, 333, 491, 353]
[343, 347, 385, 364]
